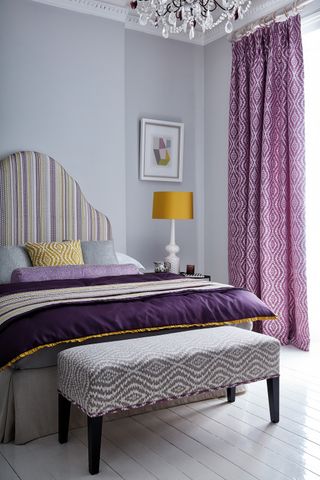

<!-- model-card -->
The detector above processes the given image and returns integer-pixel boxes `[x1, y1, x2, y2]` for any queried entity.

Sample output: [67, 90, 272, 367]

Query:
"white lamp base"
[165, 252, 180, 274]
[165, 219, 180, 274]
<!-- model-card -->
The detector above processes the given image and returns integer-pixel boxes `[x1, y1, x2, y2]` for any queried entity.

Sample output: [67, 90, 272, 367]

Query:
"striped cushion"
[26, 240, 84, 267]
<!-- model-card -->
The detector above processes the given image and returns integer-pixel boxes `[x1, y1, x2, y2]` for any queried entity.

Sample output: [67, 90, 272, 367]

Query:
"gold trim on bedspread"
[2, 316, 277, 371]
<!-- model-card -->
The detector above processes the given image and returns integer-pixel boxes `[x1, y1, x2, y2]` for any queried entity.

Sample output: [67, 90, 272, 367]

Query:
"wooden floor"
[1, 344, 320, 480]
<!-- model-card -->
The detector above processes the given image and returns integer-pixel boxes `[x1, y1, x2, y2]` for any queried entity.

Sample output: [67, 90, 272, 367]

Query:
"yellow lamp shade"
[152, 192, 193, 220]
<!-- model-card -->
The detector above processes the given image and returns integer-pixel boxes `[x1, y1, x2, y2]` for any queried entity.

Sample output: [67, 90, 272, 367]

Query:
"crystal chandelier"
[130, 0, 252, 40]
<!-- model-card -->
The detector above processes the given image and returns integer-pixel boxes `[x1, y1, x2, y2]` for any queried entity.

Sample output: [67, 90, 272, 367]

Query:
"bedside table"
[180, 273, 211, 281]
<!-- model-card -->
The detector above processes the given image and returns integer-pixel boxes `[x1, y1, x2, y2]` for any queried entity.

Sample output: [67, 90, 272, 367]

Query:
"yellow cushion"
[25, 240, 84, 267]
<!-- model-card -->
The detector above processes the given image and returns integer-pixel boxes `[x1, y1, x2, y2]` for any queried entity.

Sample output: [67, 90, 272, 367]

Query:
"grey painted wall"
[125, 31, 204, 271]
[0, 0, 231, 277]
[0, 0, 126, 251]
[204, 37, 232, 283]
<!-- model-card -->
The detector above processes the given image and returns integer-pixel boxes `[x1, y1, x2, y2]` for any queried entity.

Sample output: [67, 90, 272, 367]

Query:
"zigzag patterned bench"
[57, 327, 280, 475]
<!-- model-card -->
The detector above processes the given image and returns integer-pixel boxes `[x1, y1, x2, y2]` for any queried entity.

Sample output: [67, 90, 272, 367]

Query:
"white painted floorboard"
[1, 344, 320, 480]
[0, 452, 19, 480]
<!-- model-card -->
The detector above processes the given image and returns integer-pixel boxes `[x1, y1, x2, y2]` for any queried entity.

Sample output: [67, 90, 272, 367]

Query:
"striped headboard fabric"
[0, 151, 112, 246]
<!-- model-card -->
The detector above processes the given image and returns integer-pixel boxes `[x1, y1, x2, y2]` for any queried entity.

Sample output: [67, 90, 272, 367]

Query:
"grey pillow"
[81, 240, 118, 266]
[0, 245, 32, 284]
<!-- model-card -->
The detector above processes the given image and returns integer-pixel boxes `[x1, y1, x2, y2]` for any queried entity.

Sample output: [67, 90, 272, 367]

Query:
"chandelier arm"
[197, 0, 220, 19]
[212, 0, 235, 12]
[172, 0, 182, 9]
[200, 4, 218, 18]
[155, 4, 174, 17]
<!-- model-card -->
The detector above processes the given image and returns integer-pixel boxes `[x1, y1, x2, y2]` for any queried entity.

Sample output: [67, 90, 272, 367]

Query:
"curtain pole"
[230, 0, 315, 42]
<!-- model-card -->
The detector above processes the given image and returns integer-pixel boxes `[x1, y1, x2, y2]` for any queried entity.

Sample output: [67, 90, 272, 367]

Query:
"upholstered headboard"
[0, 151, 112, 246]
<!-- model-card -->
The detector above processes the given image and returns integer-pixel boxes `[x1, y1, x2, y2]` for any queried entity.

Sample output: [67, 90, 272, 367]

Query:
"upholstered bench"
[57, 327, 280, 475]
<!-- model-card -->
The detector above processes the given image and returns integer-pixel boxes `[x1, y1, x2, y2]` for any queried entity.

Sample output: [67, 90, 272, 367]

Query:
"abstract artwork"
[153, 136, 171, 166]
[140, 118, 184, 182]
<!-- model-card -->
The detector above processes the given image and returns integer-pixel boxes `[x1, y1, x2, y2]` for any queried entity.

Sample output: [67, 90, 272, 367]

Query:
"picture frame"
[140, 118, 184, 182]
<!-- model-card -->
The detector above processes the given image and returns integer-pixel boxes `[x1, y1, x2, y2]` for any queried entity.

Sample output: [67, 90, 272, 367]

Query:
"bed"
[0, 151, 276, 444]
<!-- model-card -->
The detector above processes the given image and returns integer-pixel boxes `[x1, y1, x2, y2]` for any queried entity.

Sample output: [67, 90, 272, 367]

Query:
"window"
[303, 17, 320, 341]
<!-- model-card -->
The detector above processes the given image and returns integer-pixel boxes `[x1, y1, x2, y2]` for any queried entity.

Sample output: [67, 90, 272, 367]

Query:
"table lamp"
[152, 191, 193, 274]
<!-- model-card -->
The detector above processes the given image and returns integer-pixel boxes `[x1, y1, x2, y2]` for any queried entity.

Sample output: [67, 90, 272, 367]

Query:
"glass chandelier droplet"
[162, 24, 169, 38]
[139, 13, 148, 26]
[225, 19, 233, 33]
[168, 11, 176, 25]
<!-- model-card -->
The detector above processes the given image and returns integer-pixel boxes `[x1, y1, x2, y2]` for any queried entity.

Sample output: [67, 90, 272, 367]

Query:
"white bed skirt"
[0, 366, 246, 444]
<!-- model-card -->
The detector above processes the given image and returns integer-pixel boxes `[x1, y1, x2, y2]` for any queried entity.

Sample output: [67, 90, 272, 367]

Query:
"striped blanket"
[0, 278, 226, 326]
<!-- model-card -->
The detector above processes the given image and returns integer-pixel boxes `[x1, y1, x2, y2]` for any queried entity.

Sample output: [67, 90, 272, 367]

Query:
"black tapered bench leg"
[227, 386, 236, 403]
[267, 376, 280, 423]
[58, 393, 71, 444]
[88, 416, 103, 475]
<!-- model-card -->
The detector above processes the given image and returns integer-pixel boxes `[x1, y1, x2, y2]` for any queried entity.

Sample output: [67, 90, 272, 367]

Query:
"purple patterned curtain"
[228, 15, 310, 350]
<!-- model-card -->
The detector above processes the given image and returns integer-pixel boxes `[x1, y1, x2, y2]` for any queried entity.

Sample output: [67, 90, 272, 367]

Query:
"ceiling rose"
[130, 0, 252, 40]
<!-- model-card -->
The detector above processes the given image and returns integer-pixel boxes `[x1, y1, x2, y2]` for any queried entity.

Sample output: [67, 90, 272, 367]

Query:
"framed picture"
[140, 118, 184, 182]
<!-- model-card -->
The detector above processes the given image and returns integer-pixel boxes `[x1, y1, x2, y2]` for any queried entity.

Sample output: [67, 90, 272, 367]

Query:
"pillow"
[25, 240, 84, 267]
[81, 240, 118, 265]
[11, 264, 140, 283]
[116, 252, 145, 272]
[0, 246, 32, 284]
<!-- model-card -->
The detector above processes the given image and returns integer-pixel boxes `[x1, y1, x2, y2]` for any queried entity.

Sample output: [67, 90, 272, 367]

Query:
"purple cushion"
[11, 264, 141, 283]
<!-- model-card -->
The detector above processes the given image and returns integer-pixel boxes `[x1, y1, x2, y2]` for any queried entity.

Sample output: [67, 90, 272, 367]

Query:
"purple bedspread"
[0, 273, 276, 369]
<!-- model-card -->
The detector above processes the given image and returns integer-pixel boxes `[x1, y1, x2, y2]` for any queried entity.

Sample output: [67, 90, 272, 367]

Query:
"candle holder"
[186, 264, 195, 275]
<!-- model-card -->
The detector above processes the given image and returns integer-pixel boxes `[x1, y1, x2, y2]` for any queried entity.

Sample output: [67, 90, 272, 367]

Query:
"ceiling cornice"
[31, 0, 127, 22]
[30, 0, 308, 46]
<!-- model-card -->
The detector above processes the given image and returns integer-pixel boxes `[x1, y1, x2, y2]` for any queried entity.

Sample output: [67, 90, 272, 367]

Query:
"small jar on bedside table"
[180, 266, 211, 282]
